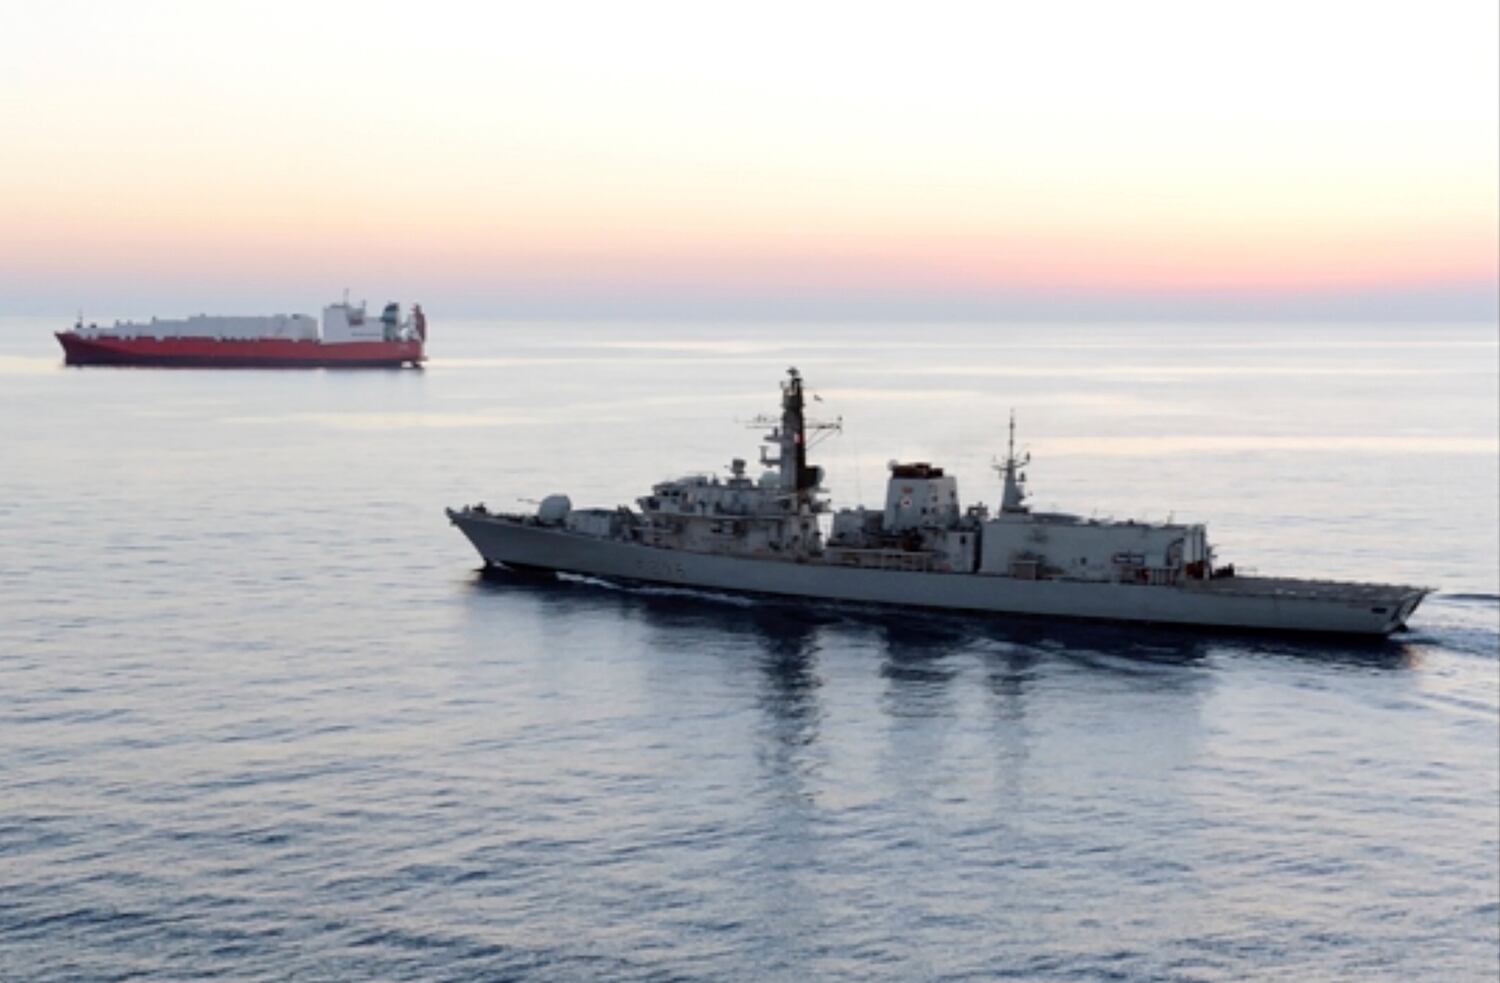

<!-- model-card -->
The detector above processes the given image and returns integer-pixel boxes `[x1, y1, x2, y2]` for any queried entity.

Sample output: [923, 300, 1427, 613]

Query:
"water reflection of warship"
[449, 369, 1427, 637]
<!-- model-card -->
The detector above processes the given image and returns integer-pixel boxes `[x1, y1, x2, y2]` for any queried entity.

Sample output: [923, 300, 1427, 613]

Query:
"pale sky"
[2, 0, 1496, 319]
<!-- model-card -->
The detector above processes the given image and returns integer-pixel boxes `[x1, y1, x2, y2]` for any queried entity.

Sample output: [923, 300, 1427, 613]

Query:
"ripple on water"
[1, 320, 1496, 981]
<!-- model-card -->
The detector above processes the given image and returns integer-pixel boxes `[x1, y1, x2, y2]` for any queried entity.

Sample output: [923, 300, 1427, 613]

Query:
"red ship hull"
[56, 332, 424, 368]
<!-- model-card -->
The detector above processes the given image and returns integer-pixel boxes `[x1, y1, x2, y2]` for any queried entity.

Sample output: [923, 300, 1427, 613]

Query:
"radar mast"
[995, 410, 1030, 514]
[749, 367, 840, 502]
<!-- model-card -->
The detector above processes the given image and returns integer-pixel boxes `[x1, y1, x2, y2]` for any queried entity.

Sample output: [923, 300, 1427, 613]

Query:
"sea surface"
[1, 318, 1496, 982]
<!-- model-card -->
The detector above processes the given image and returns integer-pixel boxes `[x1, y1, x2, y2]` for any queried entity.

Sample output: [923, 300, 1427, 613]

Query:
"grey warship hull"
[448, 511, 1427, 637]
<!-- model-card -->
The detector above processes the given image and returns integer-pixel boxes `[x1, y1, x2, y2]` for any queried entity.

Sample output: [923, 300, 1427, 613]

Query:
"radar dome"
[537, 494, 572, 525]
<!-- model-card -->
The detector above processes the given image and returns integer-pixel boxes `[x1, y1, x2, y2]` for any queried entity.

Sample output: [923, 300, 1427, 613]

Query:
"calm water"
[1, 318, 1497, 982]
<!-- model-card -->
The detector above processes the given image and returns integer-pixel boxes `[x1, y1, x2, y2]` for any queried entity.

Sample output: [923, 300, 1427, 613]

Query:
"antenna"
[851, 427, 863, 504]
[745, 367, 841, 497]
[994, 408, 1032, 514]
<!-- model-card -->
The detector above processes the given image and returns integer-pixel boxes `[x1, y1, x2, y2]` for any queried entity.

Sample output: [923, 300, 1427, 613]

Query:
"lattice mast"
[995, 410, 1031, 514]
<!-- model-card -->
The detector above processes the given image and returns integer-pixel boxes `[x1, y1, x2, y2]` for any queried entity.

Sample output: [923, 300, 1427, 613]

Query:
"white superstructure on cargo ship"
[69, 298, 423, 343]
[448, 369, 1429, 637]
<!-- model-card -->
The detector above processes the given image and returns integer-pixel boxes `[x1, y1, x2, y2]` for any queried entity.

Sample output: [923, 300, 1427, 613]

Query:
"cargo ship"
[448, 368, 1429, 637]
[57, 298, 426, 367]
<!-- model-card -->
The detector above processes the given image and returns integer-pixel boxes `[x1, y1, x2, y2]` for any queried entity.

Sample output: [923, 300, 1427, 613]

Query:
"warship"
[448, 369, 1428, 636]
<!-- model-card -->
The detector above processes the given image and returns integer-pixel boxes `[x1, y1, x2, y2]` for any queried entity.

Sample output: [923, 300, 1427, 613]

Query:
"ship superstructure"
[57, 298, 426, 367]
[448, 369, 1428, 636]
